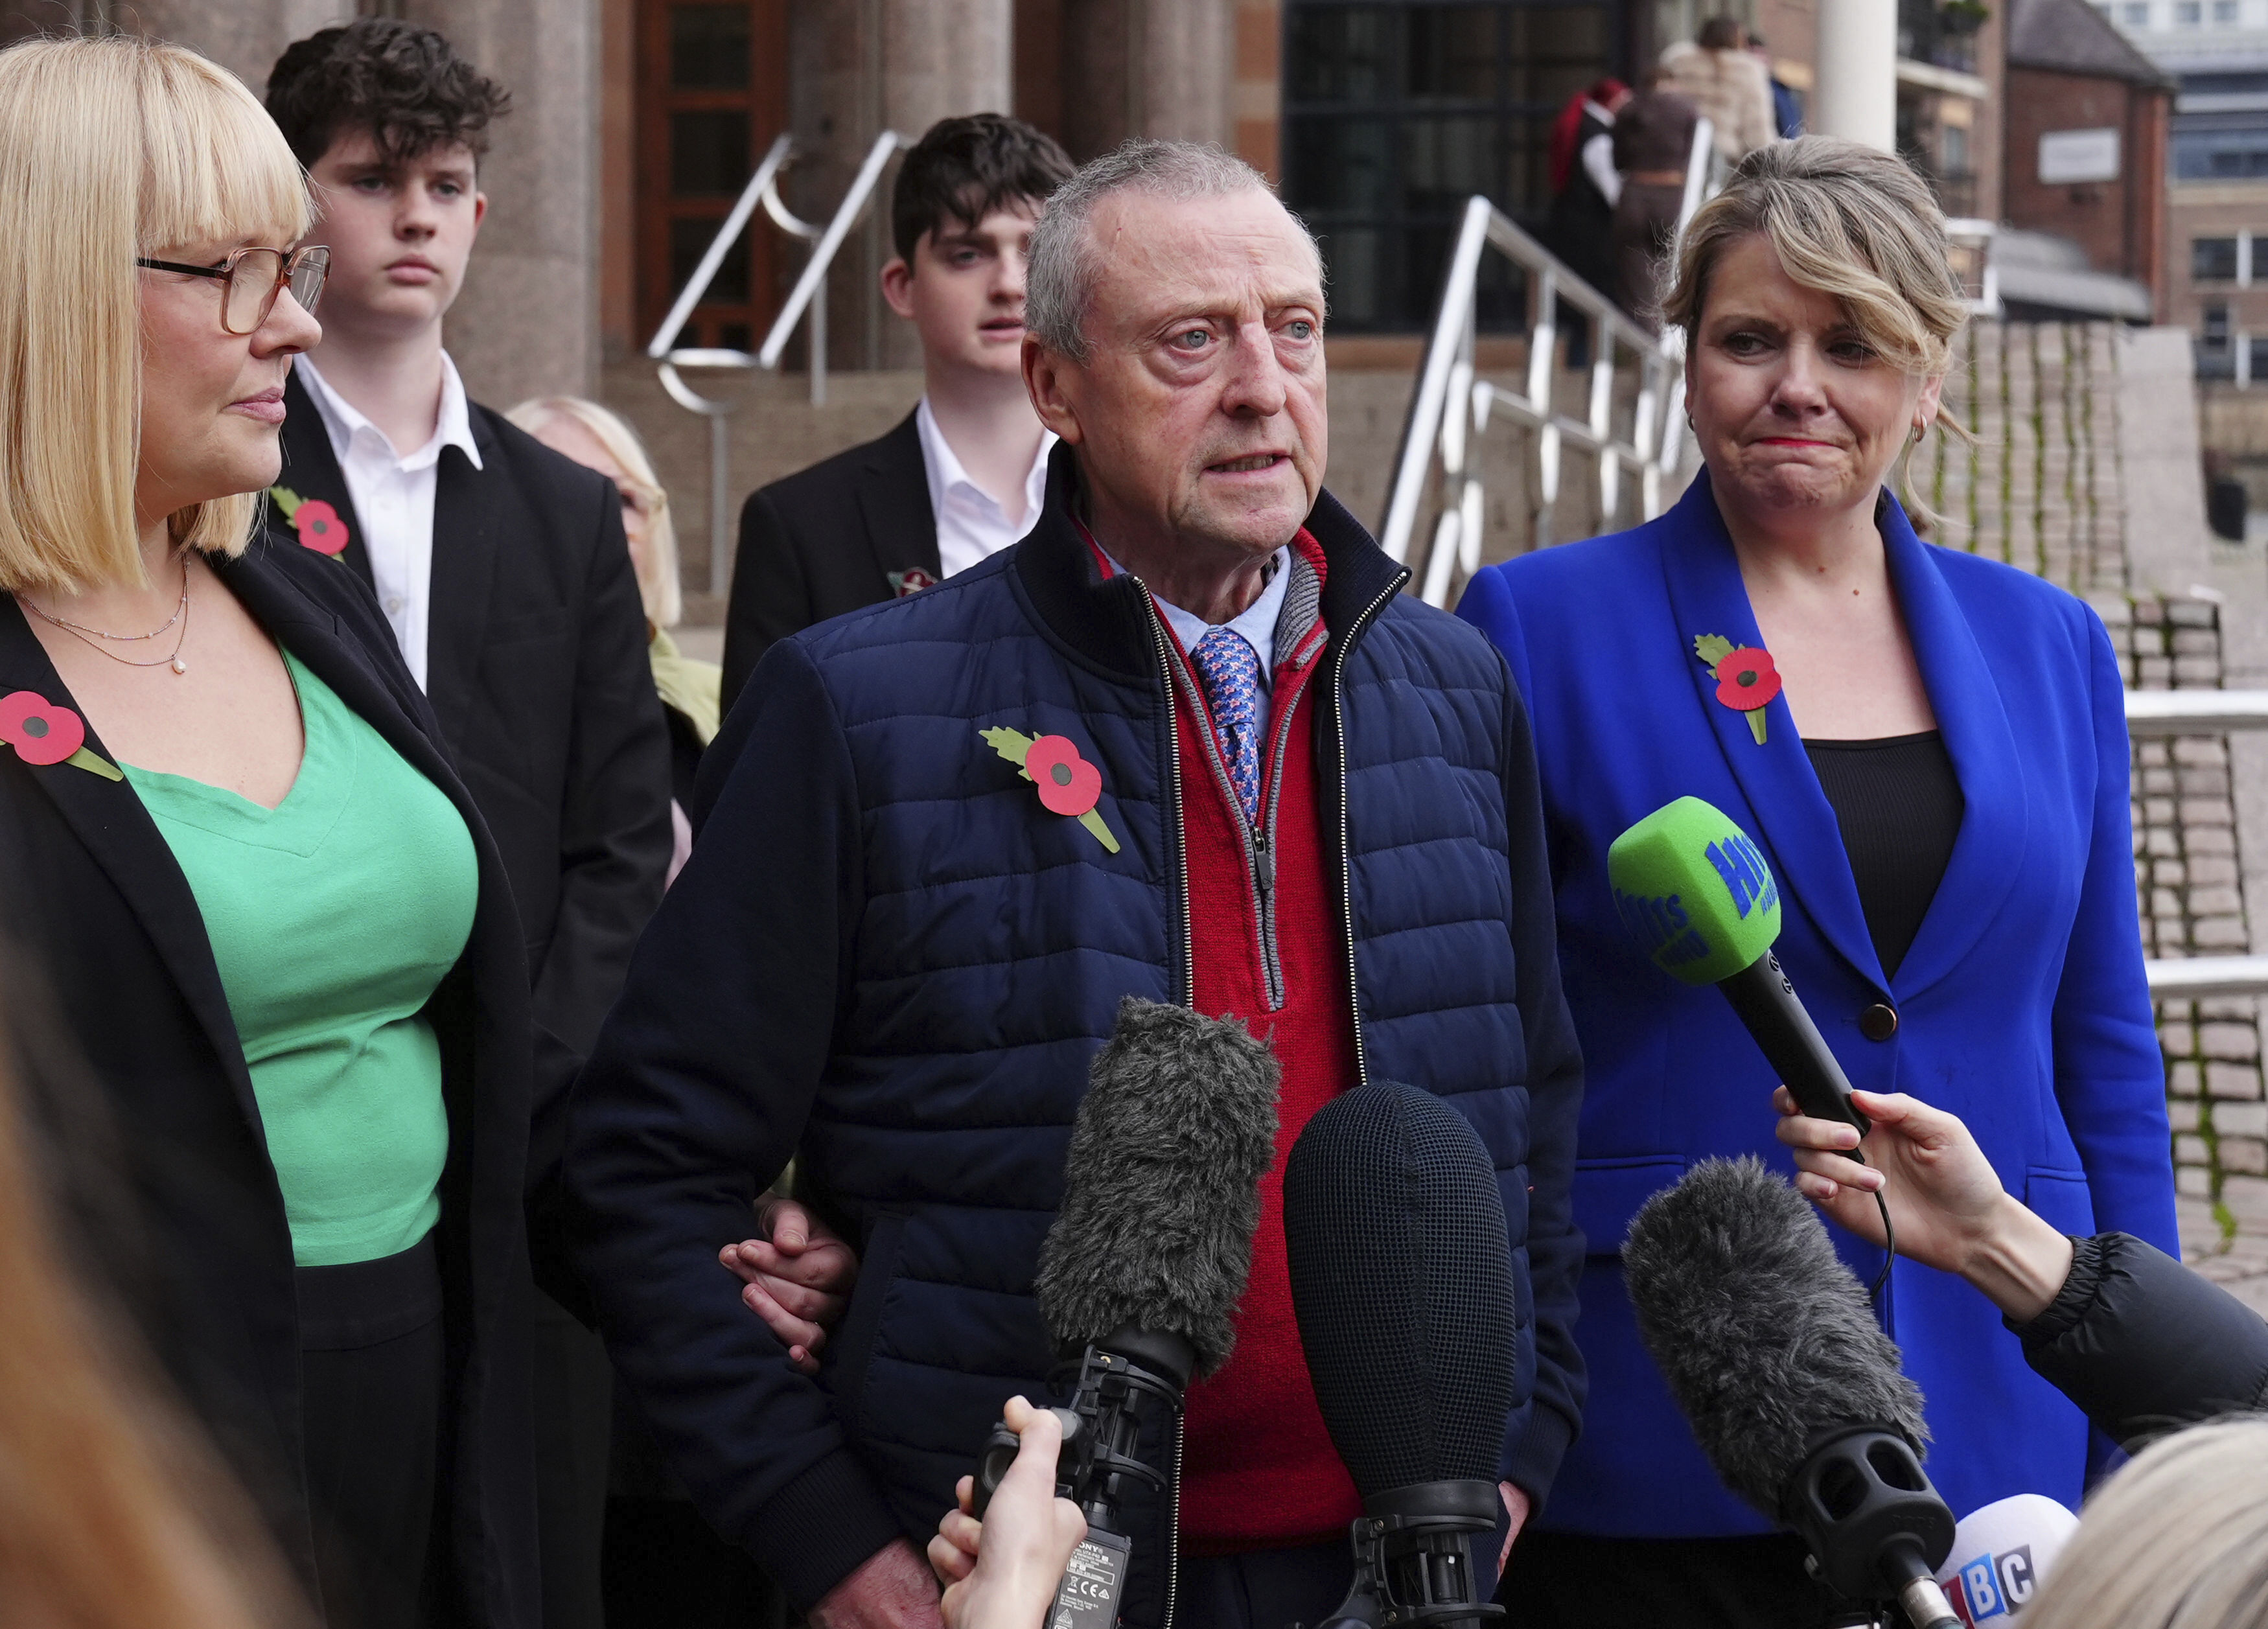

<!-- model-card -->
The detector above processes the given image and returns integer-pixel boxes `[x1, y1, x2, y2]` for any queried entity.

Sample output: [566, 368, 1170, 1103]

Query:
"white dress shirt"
[1112, 546, 1291, 745]
[914, 396, 1055, 579]
[294, 351, 485, 690]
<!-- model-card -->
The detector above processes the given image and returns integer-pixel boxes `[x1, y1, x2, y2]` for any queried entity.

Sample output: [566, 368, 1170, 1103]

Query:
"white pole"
[1812, 0, 1898, 152]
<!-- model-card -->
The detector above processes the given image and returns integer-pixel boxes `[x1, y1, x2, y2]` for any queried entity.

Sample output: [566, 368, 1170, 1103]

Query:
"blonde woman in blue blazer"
[1458, 139, 2177, 1628]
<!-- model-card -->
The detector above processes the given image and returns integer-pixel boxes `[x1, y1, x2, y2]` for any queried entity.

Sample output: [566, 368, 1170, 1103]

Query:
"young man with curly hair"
[262, 21, 673, 1629]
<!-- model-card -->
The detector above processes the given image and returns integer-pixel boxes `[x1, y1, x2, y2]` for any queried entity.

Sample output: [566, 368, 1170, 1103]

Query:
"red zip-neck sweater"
[1096, 527, 1365, 1553]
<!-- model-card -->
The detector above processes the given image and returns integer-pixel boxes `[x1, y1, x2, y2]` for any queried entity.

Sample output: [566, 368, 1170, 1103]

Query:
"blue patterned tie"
[1190, 627, 1263, 823]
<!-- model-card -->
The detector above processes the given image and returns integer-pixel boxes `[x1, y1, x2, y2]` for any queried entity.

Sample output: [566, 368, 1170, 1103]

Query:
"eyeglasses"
[133, 246, 331, 334]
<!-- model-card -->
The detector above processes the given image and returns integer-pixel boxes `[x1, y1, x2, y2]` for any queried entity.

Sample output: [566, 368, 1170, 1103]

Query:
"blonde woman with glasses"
[0, 38, 542, 1629]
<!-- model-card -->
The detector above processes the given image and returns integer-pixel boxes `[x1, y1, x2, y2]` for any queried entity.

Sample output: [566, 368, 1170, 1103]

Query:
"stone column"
[406, 0, 601, 408]
[1811, 0, 1896, 151]
[790, 0, 1011, 372]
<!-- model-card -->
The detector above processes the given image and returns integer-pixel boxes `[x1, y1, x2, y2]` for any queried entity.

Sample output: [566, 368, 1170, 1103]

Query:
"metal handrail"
[1379, 198, 1691, 607]
[1380, 121, 1717, 609]
[645, 130, 911, 595]
[2124, 687, 2268, 993]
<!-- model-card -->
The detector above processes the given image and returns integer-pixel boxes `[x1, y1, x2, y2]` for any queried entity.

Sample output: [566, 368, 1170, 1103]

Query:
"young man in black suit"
[262, 21, 670, 1629]
[719, 114, 1073, 708]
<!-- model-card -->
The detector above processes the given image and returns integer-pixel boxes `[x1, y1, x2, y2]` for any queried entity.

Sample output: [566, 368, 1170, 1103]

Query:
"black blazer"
[719, 410, 936, 710]
[275, 371, 672, 1246]
[0, 538, 540, 1628]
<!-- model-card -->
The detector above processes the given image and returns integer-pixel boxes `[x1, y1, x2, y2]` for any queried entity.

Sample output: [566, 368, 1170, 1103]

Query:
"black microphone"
[972, 997, 1279, 1627]
[1606, 795, 1870, 1137]
[1284, 1082, 1516, 1629]
[1623, 1158, 1960, 1629]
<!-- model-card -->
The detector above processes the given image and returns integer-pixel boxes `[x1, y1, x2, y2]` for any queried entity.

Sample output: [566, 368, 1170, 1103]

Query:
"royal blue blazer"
[1456, 471, 2178, 1535]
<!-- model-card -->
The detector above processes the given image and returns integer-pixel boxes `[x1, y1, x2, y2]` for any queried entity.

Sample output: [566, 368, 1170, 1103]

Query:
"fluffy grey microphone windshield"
[1033, 997, 1280, 1376]
[1622, 1156, 1930, 1518]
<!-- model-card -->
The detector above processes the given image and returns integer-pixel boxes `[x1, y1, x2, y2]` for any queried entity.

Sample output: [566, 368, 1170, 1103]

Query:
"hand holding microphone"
[1774, 1087, 2075, 1324]
[931, 1397, 1088, 1629]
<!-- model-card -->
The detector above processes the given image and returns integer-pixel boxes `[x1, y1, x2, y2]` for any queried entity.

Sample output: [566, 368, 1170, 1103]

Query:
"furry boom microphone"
[1624, 1159, 1961, 1629]
[1032, 997, 1280, 1374]
[973, 999, 1279, 1629]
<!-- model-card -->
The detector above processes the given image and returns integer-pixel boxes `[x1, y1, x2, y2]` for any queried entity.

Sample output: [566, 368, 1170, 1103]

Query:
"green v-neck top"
[122, 653, 477, 1266]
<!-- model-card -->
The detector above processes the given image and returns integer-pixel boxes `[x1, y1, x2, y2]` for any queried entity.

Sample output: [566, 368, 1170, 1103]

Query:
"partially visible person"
[1544, 76, 1630, 359]
[719, 113, 1074, 708]
[2017, 1418, 2268, 1629]
[0, 34, 543, 1628]
[925, 1398, 1085, 1629]
[1459, 138, 2177, 1628]
[1663, 16, 1777, 165]
[507, 395, 715, 883]
[264, 20, 671, 1629]
[0, 971, 303, 1629]
[1608, 67, 1698, 327]
[1776, 1086, 2268, 1450]
[1746, 28, 1803, 140]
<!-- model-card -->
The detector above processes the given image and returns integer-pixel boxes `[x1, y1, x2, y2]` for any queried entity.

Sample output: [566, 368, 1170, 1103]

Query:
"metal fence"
[646, 131, 912, 594]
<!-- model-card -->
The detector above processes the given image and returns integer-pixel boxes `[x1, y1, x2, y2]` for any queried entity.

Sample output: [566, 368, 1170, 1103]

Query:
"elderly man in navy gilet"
[568, 140, 1586, 1629]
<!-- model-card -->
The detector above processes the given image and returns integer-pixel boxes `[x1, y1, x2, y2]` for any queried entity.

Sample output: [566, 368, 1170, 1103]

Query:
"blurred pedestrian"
[264, 20, 673, 1629]
[1544, 77, 1631, 362]
[1746, 27, 1804, 140]
[1663, 15, 1777, 165]
[1609, 68, 1700, 329]
[0, 968, 301, 1629]
[507, 397, 715, 883]
[721, 115, 1073, 710]
[0, 34, 544, 1628]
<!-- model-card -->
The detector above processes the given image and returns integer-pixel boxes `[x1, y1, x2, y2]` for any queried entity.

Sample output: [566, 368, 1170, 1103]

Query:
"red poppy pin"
[269, 487, 349, 557]
[0, 691, 122, 780]
[980, 726, 1120, 853]
[1694, 634, 1782, 745]
[888, 568, 938, 597]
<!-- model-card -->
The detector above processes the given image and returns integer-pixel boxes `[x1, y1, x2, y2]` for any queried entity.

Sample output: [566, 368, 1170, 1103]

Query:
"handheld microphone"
[1606, 796, 1869, 1135]
[1624, 1158, 1960, 1629]
[972, 997, 1279, 1628]
[1284, 1082, 1516, 1629]
[1932, 1496, 2076, 1626]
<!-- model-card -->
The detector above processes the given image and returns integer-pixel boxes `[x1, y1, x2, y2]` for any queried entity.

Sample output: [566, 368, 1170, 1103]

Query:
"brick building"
[2006, 0, 2172, 308]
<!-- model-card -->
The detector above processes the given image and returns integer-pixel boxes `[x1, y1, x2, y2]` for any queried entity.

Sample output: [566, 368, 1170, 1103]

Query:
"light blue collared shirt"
[1108, 547, 1291, 741]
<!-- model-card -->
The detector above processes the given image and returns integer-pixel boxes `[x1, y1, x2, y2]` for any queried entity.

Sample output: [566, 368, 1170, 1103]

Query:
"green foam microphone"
[1608, 796, 1870, 1135]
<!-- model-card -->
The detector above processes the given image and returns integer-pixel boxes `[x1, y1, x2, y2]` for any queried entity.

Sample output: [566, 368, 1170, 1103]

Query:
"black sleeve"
[720, 489, 813, 715]
[525, 485, 672, 1310]
[565, 636, 901, 1609]
[2013, 1231, 2268, 1450]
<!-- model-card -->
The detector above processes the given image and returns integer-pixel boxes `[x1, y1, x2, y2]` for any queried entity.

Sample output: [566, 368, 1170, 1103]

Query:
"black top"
[1803, 730, 1963, 979]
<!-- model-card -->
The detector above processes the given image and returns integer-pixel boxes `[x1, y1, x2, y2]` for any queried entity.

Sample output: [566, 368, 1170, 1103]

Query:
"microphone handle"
[1715, 953, 1870, 1135]
[1895, 1577, 1962, 1629]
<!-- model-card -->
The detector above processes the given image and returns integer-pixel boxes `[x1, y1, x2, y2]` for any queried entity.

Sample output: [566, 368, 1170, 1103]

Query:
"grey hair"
[1025, 138, 1319, 361]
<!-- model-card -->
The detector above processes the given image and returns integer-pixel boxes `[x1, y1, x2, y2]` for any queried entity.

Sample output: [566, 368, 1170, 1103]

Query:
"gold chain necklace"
[19, 563, 193, 675]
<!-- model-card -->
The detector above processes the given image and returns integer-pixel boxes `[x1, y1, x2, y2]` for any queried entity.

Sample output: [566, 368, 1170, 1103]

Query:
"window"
[2175, 126, 2268, 178]
[2201, 301, 2236, 378]
[2197, 236, 2242, 279]
[1280, 2, 1619, 331]
[2177, 0, 2203, 23]
[635, 1, 787, 351]
[2216, 0, 2240, 20]
[2248, 334, 2268, 380]
[2122, 0, 2151, 21]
